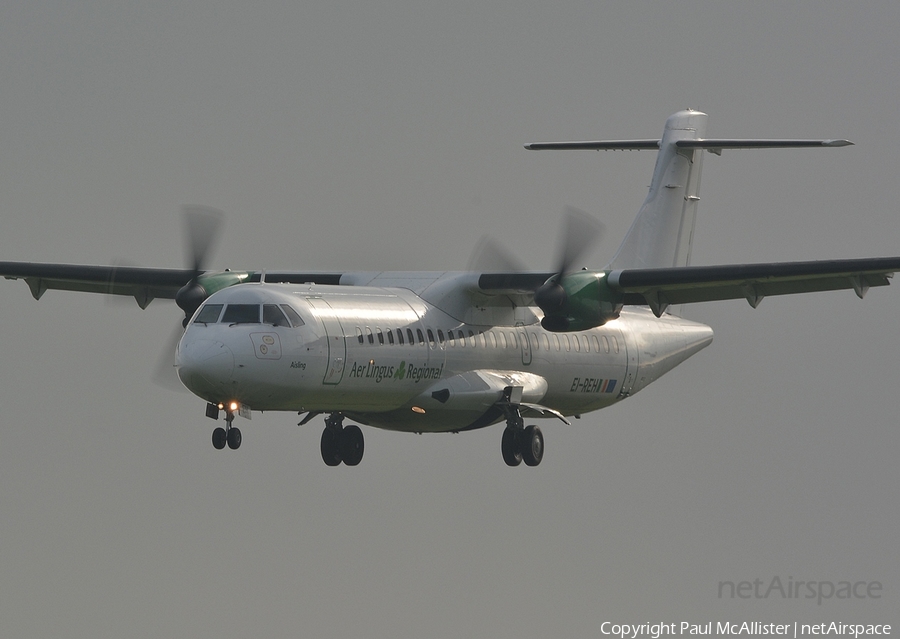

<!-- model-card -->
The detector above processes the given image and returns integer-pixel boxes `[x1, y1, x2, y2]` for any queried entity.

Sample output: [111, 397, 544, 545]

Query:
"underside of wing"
[609, 257, 900, 316]
[0, 262, 196, 308]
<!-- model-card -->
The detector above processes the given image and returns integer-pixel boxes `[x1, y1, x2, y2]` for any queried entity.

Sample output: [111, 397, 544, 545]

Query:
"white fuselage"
[176, 280, 713, 432]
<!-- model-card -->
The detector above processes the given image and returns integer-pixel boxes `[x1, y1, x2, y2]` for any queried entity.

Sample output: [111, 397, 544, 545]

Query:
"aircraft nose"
[176, 339, 234, 396]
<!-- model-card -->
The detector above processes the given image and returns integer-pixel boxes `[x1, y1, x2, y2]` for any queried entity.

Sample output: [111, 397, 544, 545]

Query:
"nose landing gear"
[209, 403, 241, 450]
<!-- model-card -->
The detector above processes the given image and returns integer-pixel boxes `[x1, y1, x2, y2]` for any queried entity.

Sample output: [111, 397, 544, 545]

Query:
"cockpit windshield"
[221, 304, 260, 324]
[263, 304, 290, 327]
[194, 304, 223, 324]
[193, 302, 305, 327]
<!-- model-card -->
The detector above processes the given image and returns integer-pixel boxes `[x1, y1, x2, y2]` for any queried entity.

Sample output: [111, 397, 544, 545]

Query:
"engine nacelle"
[536, 270, 623, 332]
[176, 270, 252, 321]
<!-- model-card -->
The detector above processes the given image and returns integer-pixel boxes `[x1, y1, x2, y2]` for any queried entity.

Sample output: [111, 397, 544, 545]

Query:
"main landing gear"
[320, 413, 364, 466]
[501, 411, 544, 467]
[210, 405, 242, 450]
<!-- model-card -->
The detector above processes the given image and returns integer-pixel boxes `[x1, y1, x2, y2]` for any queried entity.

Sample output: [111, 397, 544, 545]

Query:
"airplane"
[3, 109, 899, 467]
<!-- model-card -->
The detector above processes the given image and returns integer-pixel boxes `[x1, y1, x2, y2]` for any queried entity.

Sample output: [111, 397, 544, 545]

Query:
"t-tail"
[526, 109, 852, 271]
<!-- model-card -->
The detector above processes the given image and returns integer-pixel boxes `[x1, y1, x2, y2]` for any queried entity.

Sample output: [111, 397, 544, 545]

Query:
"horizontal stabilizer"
[676, 138, 852, 155]
[676, 138, 852, 149]
[525, 138, 851, 153]
[525, 140, 659, 151]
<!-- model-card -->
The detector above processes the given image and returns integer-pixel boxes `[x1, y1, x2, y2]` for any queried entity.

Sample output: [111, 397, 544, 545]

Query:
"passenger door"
[306, 297, 347, 385]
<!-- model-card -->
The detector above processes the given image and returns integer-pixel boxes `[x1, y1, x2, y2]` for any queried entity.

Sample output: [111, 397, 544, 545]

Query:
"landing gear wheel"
[226, 427, 242, 450]
[340, 424, 365, 466]
[522, 425, 543, 466]
[320, 426, 342, 466]
[212, 427, 227, 450]
[501, 426, 523, 466]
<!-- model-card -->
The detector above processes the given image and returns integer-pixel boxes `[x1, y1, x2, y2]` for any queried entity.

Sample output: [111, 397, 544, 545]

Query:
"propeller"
[174, 206, 224, 324]
[466, 235, 527, 273]
[152, 321, 192, 392]
[533, 206, 604, 316]
[156, 207, 225, 391]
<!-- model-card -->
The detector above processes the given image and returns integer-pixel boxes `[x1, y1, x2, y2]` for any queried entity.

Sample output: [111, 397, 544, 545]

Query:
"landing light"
[411, 406, 426, 414]
[229, 401, 239, 412]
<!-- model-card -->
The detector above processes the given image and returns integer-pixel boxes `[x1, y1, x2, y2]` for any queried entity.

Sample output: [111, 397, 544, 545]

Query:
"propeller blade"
[152, 320, 188, 393]
[466, 208, 604, 327]
[554, 206, 604, 278]
[534, 208, 604, 325]
[176, 206, 225, 321]
[183, 206, 224, 276]
[148, 209, 224, 389]
[467, 236, 527, 273]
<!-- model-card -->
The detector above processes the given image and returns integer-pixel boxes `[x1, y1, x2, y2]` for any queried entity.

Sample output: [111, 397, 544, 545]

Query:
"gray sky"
[0, 1, 897, 637]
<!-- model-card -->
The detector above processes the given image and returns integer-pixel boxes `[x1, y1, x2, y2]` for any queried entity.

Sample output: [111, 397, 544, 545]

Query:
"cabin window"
[407, 328, 415, 345]
[280, 304, 305, 327]
[542, 334, 550, 351]
[467, 330, 476, 347]
[427, 328, 435, 347]
[263, 304, 291, 327]
[396, 329, 405, 345]
[194, 304, 223, 324]
[387, 330, 395, 345]
[376, 329, 385, 345]
[581, 335, 590, 352]
[553, 334, 561, 351]
[222, 304, 260, 324]
[357, 328, 364, 344]
[573, 335, 581, 352]
[487, 332, 497, 348]
[498, 332, 507, 348]
[508, 332, 518, 349]
[530, 332, 539, 351]
[592, 335, 602, 353]
[563, 335, 571, 352]
[366, 327, 374, 345]
[612, 336, 620, 353]
[447, 330, 455, 347]
[417, 329, 425, 345]
[437, 329, 445, 344]
[478, 332, 486, 348]
[602, 335, 610, 353]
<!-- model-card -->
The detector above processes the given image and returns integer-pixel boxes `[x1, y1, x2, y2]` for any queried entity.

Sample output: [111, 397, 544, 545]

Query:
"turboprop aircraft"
[3, 109, 900, 467]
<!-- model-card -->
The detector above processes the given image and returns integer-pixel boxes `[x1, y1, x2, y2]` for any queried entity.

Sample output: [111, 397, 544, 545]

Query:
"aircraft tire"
[212, 427, 227, 450]
[340, 425, 364, 466]
[501, 427, 523, 466]
[522, 425, 543, 467]
[321, 427, 342, 466]
[227, 427, 242, 450]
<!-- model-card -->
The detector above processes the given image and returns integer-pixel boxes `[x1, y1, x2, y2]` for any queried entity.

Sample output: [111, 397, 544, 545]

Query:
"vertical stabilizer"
[524, 110, 851, 274]
[608, 110, 707, 270]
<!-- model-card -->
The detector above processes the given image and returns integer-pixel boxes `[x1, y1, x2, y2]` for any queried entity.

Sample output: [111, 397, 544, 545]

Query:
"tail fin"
[526, 110, 852, 271]
[609, 110, 708, 269]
